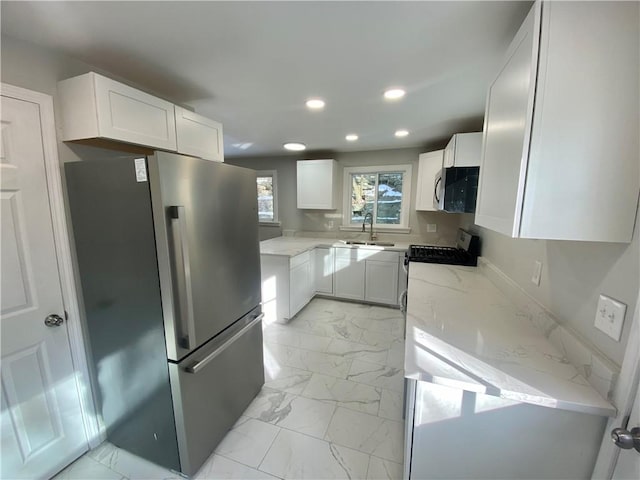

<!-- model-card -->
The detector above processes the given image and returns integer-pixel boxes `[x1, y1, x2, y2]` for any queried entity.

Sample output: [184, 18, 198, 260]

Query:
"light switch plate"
[427, 223, 437, 233]
[594, 294, 627, 341]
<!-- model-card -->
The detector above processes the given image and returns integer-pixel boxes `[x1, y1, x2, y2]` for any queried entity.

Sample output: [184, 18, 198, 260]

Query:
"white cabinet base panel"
[406, 380, 606, 480]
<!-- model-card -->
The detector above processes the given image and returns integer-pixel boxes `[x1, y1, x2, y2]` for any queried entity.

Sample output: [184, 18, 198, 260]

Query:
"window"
[342, 164, 412, 230]
[256, 170, 278, 223]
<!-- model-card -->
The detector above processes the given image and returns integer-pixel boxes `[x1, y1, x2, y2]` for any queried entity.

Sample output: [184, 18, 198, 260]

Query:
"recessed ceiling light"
[345, 134, 359, 141]
[306, 98, 325, 110]
[384, 88, 406, 100]
[395, 129, 409, 137]
[284, 142, 306, 151]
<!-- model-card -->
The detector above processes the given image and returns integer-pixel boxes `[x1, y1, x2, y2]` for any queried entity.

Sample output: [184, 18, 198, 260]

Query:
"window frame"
[256, 170, 280, 225]
[341, 164, 412, 231]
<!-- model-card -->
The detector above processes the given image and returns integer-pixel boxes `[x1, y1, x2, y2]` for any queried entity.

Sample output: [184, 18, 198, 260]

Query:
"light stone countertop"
[260, 236, 411, 257]
[405, 262, 616, 417]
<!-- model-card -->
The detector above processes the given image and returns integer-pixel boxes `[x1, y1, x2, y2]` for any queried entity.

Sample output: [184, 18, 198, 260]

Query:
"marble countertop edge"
[260, 236, 411, 256]
[404, 262, 617, 418]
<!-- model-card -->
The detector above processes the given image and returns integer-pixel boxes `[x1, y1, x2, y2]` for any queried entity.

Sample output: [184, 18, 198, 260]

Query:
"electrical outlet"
[531, 261, 542, 286]
[327, 220, 334, 229]
[594, 294, 627, 341]
[427, 223, 437, 233]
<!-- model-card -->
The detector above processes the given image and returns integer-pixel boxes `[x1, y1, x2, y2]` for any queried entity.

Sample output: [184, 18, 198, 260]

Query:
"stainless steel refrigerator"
[65, 151, 264, 477]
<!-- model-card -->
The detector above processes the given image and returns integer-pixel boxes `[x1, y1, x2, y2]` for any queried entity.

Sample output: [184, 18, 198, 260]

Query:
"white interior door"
[611, 383, 640, 480]
[1, 95, 88, 478]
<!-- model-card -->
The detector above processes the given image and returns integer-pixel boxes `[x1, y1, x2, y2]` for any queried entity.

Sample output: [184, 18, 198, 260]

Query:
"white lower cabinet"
[334, 248, 366, 301]
[365, 260, 399, 305]
[334, 247, 400, 305]
[290, 260, 311, 315]
[261, 250, 314, 324]
[261, 246, 401, 324]
[405, 379, 606, 479]
[314, 247, 334, 295]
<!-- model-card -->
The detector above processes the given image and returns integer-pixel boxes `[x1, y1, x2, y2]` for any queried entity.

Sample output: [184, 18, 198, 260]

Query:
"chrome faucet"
[362, 212, 375, 241]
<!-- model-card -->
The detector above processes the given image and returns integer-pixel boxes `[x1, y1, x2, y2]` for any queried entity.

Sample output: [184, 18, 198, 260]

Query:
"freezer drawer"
[168, 307, 264, 476]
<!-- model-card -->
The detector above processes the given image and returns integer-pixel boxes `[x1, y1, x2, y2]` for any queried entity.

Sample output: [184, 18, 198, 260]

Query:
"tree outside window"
[346, 166, 410, 228]
[256, 171, 278, 223]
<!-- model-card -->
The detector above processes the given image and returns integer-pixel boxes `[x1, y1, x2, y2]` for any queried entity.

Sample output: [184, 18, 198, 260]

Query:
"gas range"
[406, 229, 480, 267]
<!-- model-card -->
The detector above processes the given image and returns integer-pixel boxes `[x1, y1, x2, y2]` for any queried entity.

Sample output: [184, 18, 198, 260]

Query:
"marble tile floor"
[54, 298, 405, 480]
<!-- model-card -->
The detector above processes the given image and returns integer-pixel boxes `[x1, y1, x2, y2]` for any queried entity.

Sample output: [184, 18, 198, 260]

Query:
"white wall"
[227, 147, 464, 245]
[461, 213, 639, 366]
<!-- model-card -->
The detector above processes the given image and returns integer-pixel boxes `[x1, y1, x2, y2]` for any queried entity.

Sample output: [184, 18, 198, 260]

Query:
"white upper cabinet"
[58, 72, 177, 150]
[297, 159, 338, 209]
[475, 1, 639, 242]
[443, 133, 482, 168]
[415, 150, 443, 211]
[175, 106, 224, 162]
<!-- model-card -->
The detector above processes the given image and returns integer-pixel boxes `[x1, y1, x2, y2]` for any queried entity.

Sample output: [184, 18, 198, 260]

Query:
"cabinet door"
[334, 248, 365, 301]
[453, 133, 482, 167]
[260, 255, 290, 324]
[307, 252, 316, 302]
[520, 1, 639, 242]
[297, 160, 337, 209]
[474, 3, 540, 237]
[314, 247, 334, 295]
[415, 150, 443, 211]
[365, 260, 399, 305]
[290, 261, 311, 317]
[175, 106, 224, 162]
[93, 74, 177, 150]
[443, 136, 456, 168]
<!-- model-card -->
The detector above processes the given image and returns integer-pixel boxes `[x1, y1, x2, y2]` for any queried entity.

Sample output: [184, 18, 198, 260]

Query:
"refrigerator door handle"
[185, 313, 264, 374]
[169, 205, 197, 350]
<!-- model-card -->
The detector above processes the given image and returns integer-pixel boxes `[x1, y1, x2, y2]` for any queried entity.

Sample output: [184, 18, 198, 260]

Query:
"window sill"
[259, 221, 282, 227]
[339, 226, 411, 234]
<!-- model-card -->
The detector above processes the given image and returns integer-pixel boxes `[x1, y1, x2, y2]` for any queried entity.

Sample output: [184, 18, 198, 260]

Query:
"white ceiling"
[1, 1, 531, 158]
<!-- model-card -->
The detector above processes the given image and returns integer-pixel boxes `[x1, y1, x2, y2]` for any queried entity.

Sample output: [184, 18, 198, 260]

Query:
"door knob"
[44, 314, 64, 327]
[611, 427, 640, 452]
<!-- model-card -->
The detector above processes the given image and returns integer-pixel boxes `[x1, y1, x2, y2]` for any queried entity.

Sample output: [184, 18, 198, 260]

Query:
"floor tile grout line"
[283, 320, 405, 343]
[254, 426, 284, 475]
[248, 389, 340, 442]
[255, 411, 379, 468]
[296, 371, 382, 416]
[325, 407, 405, 465]
[264, 337, 402, 369]
[369, 453, 404, 467]
[266, 343, 357, 381]
[266, 359, 406, 396]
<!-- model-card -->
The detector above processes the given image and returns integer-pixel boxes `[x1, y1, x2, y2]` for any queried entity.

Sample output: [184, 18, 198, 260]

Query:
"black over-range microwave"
[433, 166, 480, 213]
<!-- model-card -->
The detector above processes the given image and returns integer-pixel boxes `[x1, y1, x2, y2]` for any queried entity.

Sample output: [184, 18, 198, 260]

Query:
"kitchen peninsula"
[403, 260, 616, 479]
[260, 236, 410, 324]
